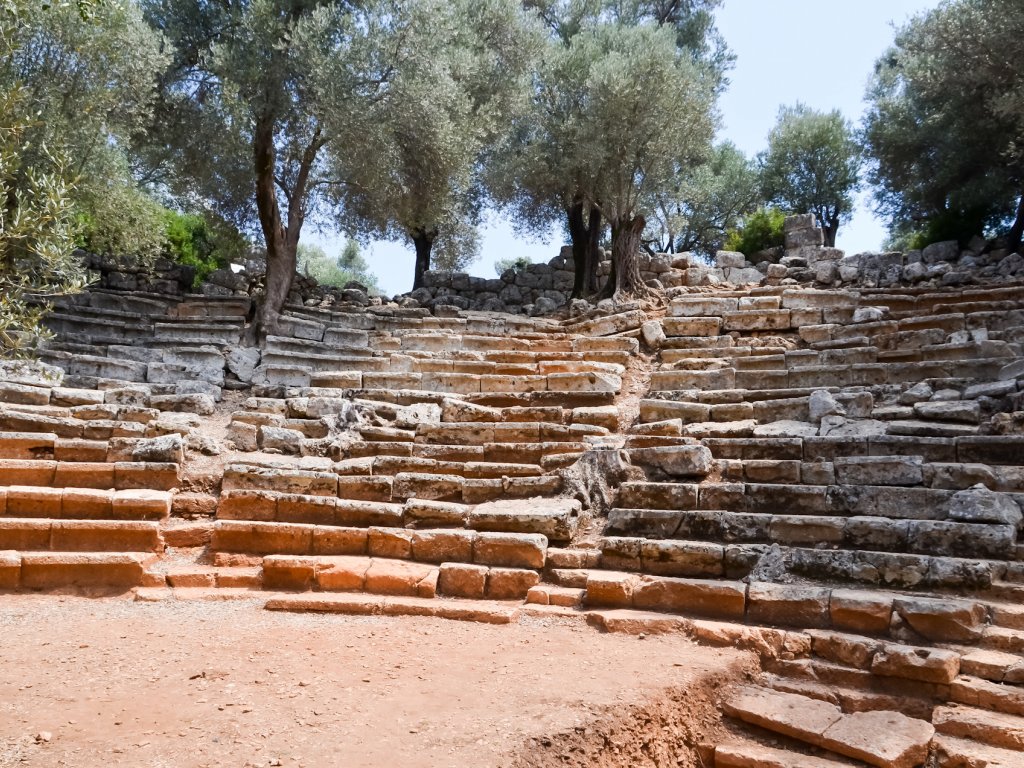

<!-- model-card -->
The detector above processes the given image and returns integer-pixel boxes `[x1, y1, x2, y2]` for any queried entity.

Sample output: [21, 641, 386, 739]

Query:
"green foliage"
[551, 22, 716, 227]
[298, 242, 380, 293]
[0, 0, 89, 356]
[163, 210, 250, 288]
[2, 0, 169, 265]
[759, 103, 860, 246]
[77, 176, 166, 261]
[724, 207, 786, 258]
[886, 207, 995, 253]
[494, 255, 533, 276]
[492, 1, 729, 244]
[863, 0, 1024, 248]
[321, 0, 541, 280]
[646, 141, 761, 256]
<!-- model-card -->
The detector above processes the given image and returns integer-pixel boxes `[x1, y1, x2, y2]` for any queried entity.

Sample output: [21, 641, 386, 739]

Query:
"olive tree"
[863, 0, 1024, 250]
[759, 104, 860, 247]
[0, 0, 89, 355]
[494, 0, 728, 299]
[644, 141, 760, 255]
[567, 22, 716, 300]
[1, 0, 169, 260]
[322, 0, 542, 290]
[141, 0, 412, 338]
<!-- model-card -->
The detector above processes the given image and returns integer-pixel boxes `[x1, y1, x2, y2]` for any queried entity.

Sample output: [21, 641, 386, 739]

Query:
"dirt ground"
[0, 595, 751, 768]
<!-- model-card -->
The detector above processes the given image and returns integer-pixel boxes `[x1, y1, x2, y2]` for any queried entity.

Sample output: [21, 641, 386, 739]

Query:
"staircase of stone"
[3, 280, 1024, 766]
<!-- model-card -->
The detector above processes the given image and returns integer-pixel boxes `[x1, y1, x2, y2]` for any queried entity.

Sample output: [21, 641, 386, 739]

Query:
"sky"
[311, 0, 939, 298]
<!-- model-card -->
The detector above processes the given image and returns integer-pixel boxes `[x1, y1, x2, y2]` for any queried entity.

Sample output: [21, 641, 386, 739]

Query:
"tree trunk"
[567, 200, 602, 299]
[584, 205, 601, 294]
[822, 222, 838, 248]
[252, 114, 293, 341]
[251, 119, 321, 343]
[412, 229, 435, 290]
[598, 215, 655, 302]
[1008, 192, 1024, 254]
[820, 210, 839, 247]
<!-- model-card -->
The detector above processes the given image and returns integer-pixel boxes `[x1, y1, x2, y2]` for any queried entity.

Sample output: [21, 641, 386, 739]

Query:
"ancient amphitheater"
[2, 220, 1023, 767]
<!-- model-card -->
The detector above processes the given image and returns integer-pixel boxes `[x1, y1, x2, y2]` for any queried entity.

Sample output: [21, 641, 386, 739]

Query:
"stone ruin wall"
[405, 214, 1024, 315]
[81, 214, 1024, 317]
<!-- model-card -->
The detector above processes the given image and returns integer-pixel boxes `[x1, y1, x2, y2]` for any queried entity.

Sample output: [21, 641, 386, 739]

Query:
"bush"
[724, 207, 786, 257]
[164, 210, 248, 288]
[298, 242, 380, 293]
[495, 255, 533, 276]
[888, 207, 993, 252]
[76, 180, 167, 263]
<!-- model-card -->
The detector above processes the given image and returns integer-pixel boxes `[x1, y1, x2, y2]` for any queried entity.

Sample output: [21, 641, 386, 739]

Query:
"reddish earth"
[0, 595, 751, 768]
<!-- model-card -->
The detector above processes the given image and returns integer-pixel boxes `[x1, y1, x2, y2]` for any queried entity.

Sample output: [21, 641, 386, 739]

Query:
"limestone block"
[722, 310, 791, 331]
[747, 583, 831, 628]
[948, 484, 1022, 526]
[871, 643, 960, 684]
[473, 532, 546, 569]
[893, 596, 988, 642]
[834, 456, 924, 486]
[669, 297, 738, 317]
[485, 567, 539, 599]
[630, 445, 713, 477]
[438, 562, 487, 598]
[632, 576, 746, 619]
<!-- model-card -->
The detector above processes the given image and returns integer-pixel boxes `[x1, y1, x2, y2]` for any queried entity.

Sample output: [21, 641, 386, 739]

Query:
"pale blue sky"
[312, 0, 938, 297]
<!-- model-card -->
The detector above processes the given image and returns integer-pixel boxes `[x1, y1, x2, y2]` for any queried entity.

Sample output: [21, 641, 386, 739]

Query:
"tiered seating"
[582, 284, 1024, 767]
[4, 277, 1024, 766]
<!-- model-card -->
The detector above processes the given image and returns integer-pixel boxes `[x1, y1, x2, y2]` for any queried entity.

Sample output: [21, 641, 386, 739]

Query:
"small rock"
[809, 390, 845, 422]
[899, 382, 933, 405]
[948, 484, 1023, 527]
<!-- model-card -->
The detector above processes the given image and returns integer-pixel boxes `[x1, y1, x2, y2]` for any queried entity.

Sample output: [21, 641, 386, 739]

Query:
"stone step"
[415, 421, 609, 445]
[261, 554, 541, 601]
[0, 459, 179, 490]
[211, 520, 548, 569]
[1, 550, 156, 590]
[950, 675, 1024, 717]
[161, 565, 262, 589]
[37, 350, 148, 383]
[713, 741, 867, 768]
[722, 687, 933, 768]
[956, 647, 1024, 685]
[931, 735, 1022, 768]
[525, 583, 585, 607]
[650, 358, 1011, 393]
[604, 511, 1016, 561]
[0, 487, 171, 520]
[584, 572, 998, 644]
[0, 518, 161, 551]
[217, 491, 578, 541]
[933, 704, 1024, 752]
[980, 625, 1024, 655]
[264, 591, 520, 624]
[762, 674, 934, 722]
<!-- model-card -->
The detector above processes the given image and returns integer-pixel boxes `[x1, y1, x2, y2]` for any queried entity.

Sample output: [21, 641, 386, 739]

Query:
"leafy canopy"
[645, 141, 759, 255]
[863, 0, 1024, 247]
[759, 103, 860, 245]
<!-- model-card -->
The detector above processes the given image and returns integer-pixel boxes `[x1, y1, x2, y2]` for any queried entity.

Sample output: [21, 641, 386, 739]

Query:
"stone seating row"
[0, 459, 179, 490]
[221, 462, 563, 505]
[0, 486, 172, 518]
[216, 491, 579, 542]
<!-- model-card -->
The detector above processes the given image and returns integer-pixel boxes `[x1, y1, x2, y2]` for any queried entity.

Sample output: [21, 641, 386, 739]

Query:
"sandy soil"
[0, 595, 751, 768]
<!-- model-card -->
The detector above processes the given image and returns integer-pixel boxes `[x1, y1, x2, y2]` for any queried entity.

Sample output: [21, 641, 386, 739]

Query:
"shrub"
[495, 255, 533, 276]
[162, 210, 250, 288]
[724, 207, 786, 257]
[298, 242, 380, 293]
